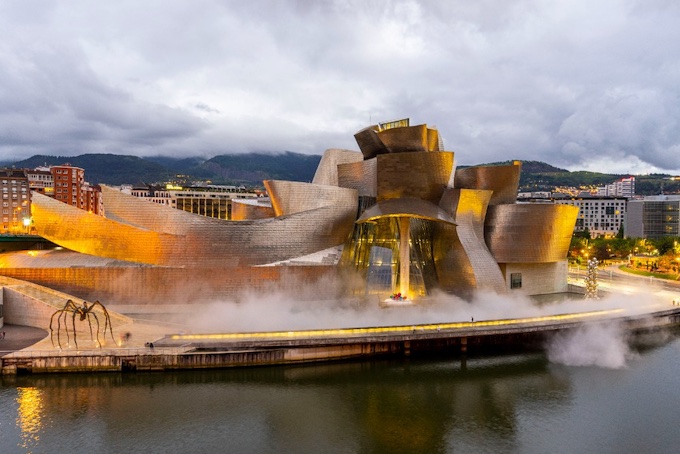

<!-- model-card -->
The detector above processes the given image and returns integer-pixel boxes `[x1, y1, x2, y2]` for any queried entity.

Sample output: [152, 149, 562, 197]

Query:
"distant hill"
[10, 152, 322, 186]
[200, 152, 321, 184]
[476, 160, 568, 173]
[5, 153, 679, 195]
[12, 154, 173, 186]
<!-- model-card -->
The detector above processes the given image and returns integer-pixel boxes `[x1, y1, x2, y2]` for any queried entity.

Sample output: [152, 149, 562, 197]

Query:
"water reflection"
[1, 354, 571, 453]
[1, 335, 679, 453]
[16, 387, 44, 451]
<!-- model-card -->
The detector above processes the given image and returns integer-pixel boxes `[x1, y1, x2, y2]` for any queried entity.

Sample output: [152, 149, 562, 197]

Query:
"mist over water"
[547, 322, 633, 369]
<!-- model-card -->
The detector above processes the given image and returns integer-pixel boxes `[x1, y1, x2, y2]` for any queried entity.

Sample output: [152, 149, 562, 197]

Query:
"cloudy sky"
[1, 0, 679, 174]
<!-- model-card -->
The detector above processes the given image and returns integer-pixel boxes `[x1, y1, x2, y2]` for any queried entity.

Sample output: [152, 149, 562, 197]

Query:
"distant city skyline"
[2, 1, 680, 175]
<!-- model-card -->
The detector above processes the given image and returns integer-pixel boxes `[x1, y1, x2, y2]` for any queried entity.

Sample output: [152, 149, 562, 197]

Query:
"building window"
[510, 273, 522, 289]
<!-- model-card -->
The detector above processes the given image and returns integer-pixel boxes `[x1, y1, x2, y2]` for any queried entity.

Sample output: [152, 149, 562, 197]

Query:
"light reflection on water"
[16, 387, 44, 452]
[1, 334, 679, 454]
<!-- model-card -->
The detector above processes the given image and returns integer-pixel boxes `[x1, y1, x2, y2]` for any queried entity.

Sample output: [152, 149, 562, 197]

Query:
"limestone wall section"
[500, 262, 570, 295]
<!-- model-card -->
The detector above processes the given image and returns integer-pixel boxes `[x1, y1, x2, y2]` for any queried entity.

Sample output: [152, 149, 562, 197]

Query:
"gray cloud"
[1, 0, 680, 173]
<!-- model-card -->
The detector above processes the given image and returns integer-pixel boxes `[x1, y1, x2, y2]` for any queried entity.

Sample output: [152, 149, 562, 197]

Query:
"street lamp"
[22, 217, 31, 234]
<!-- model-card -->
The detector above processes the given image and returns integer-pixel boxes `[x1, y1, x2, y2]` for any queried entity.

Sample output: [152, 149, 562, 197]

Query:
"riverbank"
[3, 305, 680, 375]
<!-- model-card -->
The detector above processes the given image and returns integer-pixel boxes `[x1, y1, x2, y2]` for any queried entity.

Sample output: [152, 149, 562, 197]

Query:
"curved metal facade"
[32, 185, 358, 267]
[454, 163, 521, 205]
[377, 124, 431, 153]
[28, 121, 577, 300]
[485, 204, 579, 263]
[312, 148, 363, 187]
[376, 151, 454, 203]
[265, 180, 357, 217]
[357, 198, 455, 225]
[435, 189, 507, 295]
[231, 199, 275, 221]
[337, 159, 377, 197]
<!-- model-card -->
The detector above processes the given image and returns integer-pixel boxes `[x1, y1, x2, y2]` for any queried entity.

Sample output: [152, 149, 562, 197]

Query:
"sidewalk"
[1, 320, 171, 356]
[0, 324, 49, 357]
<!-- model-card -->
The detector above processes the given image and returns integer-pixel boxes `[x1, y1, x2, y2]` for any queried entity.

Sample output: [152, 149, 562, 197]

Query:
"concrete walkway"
[1, 319, 172, 356]
[0, 324, 48, 357]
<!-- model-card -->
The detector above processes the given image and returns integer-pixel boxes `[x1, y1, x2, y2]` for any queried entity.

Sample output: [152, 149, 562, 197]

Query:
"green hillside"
[6, 153, 679, 194]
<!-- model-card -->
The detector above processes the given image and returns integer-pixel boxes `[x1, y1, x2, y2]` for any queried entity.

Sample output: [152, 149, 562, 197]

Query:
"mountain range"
[2, 153, 679, 195]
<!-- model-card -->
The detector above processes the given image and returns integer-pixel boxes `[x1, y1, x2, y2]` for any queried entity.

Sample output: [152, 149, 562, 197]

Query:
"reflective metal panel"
[454, 163, 521, 205]
[312, 148, 364, 186]
[354, 126, 386, 159]
[485, 204, 579, 263]
[265, 180, 357, 217]
[337, 159, 377, 197]
[357, 197, 455, 225]
[434, 189, 506, 295]
[33, 187, 358, 267]
[377, 124, 430, 153]
[376, 152, 455, 203]
[31, 192, 178, 266]
[231, 199, 275, 220]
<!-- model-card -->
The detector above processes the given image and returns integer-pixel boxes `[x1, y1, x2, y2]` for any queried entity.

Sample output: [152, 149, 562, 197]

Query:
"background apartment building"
[50, 165, 102, 215]
[596, 176, 635, 198]
[1, 169, 31, 233]
[1, 164, 103, 234]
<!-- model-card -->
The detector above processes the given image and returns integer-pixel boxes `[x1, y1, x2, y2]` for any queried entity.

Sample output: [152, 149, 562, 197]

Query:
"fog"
[547, 322, 633, 369]
[179, 278, 667, 336]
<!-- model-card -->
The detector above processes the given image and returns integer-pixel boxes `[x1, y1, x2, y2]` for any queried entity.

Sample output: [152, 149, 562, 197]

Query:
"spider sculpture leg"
[92, 301, 116, 345]
[90, 312, 102, 347]
[50, 309, 67, 348]
[85, 311, 95, 343]
[63, 300, 80, 347]
[50, 299, 76, 348]
[71, 310, 79, 348]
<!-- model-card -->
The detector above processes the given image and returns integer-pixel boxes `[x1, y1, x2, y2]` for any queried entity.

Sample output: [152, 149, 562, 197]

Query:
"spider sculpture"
[50, 299, 115, 348]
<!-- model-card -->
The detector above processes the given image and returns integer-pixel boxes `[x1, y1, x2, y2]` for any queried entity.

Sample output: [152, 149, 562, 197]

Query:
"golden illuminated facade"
[28, 121, 578, 301]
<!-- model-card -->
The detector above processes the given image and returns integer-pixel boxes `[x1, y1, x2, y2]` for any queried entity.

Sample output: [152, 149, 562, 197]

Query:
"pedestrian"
[1, 331, 5, 340]
[471, 317, 474, 323]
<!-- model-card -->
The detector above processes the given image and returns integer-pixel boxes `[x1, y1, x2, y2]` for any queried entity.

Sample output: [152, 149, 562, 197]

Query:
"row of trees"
[570, 235, 680, 273]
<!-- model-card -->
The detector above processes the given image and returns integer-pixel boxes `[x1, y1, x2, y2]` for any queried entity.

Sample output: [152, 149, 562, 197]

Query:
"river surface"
[1, 331, 679, 454]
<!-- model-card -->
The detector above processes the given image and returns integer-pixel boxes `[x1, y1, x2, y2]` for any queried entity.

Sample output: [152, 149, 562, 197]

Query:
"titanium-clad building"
[27, 120, 578, 301]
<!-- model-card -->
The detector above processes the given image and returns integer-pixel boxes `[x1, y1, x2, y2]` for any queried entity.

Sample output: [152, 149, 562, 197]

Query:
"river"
[1, 330, 679, 453]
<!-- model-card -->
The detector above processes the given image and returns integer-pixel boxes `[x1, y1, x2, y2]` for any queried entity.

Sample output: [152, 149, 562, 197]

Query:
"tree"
[616, 225, 624, 239]
[573, 228, 591, 240]
[651, 236, 679, 256]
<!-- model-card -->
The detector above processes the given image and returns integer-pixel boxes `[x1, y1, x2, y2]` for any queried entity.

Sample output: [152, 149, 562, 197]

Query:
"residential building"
[596, 176, 635, 198]
[50, 164, 102, 215]
[0, 169, 31, 233]
[26, 167, 54, 195]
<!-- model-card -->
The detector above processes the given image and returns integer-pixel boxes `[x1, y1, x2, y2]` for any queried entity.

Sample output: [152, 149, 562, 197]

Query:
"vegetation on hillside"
[5, 153, 679, 193]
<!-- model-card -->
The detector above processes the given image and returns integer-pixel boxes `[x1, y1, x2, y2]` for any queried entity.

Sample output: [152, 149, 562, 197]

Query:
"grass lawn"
[618, 265, 680, 281]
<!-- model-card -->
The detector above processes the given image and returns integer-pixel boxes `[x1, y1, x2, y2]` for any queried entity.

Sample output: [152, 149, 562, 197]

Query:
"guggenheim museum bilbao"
[24, 120, 578, 304]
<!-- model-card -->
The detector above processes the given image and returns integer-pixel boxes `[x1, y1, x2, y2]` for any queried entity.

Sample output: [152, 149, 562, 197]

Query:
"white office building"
[556, 197, 627, 238]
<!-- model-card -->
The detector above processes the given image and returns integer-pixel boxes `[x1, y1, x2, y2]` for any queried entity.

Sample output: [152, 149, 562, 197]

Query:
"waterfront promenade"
[2, 301, 679, 375]
[2, 273, 680, 375]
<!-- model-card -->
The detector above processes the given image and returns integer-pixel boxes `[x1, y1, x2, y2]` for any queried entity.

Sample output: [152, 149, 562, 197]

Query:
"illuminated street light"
[22, 217, 31, 234]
